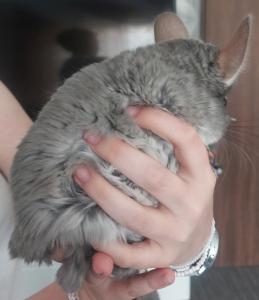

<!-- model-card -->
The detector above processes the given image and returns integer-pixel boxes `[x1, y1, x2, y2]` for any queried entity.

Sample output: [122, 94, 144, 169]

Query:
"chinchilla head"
[144, 12, 252, 146]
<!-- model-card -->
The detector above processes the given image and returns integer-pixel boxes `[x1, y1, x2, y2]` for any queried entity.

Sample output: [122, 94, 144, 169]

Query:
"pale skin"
[0, 81, 216, 299]
[75, 106, 215, 269]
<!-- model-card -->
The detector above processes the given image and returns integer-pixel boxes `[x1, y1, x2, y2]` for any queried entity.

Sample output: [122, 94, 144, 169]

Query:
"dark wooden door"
[204, 0, 259, 266]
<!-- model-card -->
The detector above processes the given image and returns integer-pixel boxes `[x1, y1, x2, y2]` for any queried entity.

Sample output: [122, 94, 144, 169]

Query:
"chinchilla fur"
[9, 12, 245, 294]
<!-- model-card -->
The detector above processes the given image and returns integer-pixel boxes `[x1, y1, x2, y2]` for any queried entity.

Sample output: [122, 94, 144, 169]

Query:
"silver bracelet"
[172, 220, 219, 277]
[68, 292, 80, 300]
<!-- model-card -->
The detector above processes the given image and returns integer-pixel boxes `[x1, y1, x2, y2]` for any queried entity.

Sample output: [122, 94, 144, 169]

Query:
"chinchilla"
[8, 12, 252, 293]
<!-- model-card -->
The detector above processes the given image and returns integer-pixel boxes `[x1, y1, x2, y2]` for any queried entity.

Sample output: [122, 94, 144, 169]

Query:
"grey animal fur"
[9, 25, 232, 293]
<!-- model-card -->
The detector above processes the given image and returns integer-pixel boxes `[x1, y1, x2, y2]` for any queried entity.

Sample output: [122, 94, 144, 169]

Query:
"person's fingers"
[92, 239, 172, 269]
[86, 266, 174, 300]
[83, 133, 186, 209]
[113, 268, 175, 300]
[92, 252, 114, 276]
[74, 165, 166, 239]
[128, 106, 212, 179]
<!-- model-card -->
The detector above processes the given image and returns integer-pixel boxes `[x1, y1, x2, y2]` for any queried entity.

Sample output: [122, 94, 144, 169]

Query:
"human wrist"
[171, 220, 219, 277]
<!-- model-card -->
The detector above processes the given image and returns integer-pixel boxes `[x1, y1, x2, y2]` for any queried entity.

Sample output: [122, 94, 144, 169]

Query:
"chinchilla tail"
[57, 247, 91, 293]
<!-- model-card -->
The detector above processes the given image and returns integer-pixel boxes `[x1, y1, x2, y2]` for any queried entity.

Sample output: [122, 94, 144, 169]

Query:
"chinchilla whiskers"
[230, 118, 259, 125]
[224, 138, 247, 167]
[226, 127, 259, 147]
[226, 132, 259, 168]
[228, 122, 259, 132]
[224, 135, 257, 179]
[227, 138, 259, 181]
[226, 130, 253, 151]
[231, 124, 259, 130]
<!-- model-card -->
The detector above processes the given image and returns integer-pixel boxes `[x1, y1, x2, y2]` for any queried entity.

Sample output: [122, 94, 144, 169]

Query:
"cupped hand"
[74, 106, 216, 272]
[78, 254, 174, 300]
[29, 253, 174, 300]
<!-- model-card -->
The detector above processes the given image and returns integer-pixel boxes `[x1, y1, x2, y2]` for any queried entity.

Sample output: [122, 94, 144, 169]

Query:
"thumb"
[86, 252, 114, 286]
[92, 252, 114, 276]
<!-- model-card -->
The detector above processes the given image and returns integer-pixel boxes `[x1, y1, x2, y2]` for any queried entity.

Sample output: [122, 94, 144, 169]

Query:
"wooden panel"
[204, 0, 259, 266]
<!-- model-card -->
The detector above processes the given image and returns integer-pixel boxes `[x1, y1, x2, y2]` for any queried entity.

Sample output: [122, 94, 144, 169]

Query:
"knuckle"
[200, 154, 218, 178]
[181, 125, 198, 144]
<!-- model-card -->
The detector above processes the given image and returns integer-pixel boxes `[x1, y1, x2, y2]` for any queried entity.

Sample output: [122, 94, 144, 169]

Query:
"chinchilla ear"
[217, 15, 252, 86]
[154, 12, 189, 43]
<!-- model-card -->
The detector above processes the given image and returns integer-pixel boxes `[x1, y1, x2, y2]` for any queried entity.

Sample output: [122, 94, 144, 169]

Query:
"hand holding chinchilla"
[9, 12, 251, 294]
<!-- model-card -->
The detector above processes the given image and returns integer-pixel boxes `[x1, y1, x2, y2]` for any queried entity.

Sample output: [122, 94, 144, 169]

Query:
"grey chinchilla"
[8, 12, 251, 293]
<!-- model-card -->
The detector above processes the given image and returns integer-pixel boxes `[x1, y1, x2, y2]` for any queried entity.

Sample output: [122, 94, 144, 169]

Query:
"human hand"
[29, 253, 173, 300]
[77, 253, 174, 300]
[74, 106, 216, 271]
[52, 248, 174, 300]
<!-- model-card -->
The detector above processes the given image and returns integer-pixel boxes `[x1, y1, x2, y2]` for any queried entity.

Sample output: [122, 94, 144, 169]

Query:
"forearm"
[0, 83, 72, 299]
[0, 82, 32, 180]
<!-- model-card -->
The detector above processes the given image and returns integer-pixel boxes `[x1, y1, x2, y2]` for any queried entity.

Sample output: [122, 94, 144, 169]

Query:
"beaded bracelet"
[68, 292, 80, 300]
[172, 220, 219, 277]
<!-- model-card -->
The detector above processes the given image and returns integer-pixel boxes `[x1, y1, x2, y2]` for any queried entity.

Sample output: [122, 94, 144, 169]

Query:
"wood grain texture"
[204, 0, 259, 266]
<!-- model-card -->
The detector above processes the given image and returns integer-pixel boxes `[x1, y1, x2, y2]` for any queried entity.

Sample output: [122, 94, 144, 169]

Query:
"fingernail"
[84, 132, 102, 145]
[127, 106, 141, 117]
[74, 166, 90, 183]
